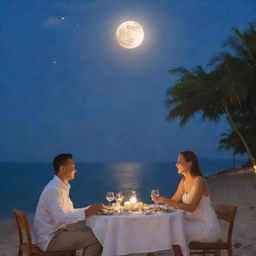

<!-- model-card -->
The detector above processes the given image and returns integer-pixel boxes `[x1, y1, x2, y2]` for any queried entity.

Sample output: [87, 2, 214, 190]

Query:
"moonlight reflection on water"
[112, 162, 143, 199]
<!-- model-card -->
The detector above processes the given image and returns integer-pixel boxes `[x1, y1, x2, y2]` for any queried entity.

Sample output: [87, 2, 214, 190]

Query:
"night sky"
[1, 0, 255, 162]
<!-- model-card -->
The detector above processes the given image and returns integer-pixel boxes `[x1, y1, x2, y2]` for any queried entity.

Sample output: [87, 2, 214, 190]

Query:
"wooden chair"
[13, 209, 76, 256]
[146, 244, 184, 256]
[189, 204, 237, 256]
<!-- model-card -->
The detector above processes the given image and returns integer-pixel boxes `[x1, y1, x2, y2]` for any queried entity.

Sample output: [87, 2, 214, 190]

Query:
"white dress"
[182, 180, 221, 243]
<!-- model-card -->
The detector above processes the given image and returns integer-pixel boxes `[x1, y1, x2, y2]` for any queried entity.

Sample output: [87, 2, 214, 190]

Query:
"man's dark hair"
[53, 153, 73, 175]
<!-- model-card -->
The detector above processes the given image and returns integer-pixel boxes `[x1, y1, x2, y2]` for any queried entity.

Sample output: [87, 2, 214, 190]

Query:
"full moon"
[116, 21, 144, 49]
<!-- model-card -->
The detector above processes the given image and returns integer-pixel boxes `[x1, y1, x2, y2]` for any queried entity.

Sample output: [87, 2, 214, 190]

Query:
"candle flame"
[130, 196, 137, 204]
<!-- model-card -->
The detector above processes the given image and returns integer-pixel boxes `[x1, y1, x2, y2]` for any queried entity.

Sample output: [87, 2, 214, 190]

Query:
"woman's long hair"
[180, 151, 203, 176]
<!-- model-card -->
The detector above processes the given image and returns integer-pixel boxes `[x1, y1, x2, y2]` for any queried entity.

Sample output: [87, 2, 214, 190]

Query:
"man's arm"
[68, 198, 88, 212]
[69, 199, 104, 214]
[46, 188, 86, 226]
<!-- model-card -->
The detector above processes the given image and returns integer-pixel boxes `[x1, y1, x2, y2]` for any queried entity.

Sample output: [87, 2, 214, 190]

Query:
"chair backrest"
[215, 204, 237, 244]
[13, 209, 33, 255]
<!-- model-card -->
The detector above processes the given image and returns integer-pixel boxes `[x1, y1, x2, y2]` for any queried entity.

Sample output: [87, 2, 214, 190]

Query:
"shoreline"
[207, 165, 254, 177]
[0, 213, 35, 223]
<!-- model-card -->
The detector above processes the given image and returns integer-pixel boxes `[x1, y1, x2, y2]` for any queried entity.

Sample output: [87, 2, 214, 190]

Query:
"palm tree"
[210, 23, 256, 165]
[166, 22, 256, 166]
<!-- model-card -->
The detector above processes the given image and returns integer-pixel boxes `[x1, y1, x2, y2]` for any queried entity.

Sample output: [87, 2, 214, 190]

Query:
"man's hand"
[85, 203, 105, 217]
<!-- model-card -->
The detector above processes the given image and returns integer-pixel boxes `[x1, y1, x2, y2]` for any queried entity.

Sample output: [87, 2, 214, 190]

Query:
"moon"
[116, 21, 144, 49]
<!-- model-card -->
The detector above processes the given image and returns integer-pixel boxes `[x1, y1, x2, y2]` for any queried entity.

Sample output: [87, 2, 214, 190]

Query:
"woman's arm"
[171, 177, 185, 201]
[163, 177, 206, 212]
[152, 177, 185, 204]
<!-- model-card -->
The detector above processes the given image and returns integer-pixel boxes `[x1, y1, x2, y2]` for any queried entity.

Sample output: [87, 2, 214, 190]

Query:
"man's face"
[62, 159, 77, 181]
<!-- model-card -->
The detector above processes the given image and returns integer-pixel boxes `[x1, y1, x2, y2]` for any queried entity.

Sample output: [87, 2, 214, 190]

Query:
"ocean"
[0, 159, 244, 220]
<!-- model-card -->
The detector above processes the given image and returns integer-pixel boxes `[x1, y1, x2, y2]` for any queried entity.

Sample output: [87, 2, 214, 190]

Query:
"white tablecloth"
[86, 210, 189, 256]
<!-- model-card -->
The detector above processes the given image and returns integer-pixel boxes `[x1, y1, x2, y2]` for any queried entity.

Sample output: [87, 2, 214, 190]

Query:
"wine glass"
[115, 192, 124, 212]
[106, 192, 114, 206]
[115, 192, 124, 203]
[151, 189, 160, 204]
[131, 190, 137, 197]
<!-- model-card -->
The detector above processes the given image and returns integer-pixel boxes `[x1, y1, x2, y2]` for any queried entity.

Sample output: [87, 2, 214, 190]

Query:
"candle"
[124, 201, 132, 208]
[130, 196, 137, 207]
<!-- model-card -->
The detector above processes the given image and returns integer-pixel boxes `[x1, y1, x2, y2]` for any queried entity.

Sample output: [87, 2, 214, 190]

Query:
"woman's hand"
[152, 196, 165, 204]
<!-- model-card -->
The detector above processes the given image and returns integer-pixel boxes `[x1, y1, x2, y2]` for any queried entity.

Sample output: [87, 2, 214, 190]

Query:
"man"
[33, 153, 104, 255]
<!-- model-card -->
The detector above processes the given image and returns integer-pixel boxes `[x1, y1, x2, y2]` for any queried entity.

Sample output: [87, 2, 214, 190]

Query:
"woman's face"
[175, 154, 191, 175]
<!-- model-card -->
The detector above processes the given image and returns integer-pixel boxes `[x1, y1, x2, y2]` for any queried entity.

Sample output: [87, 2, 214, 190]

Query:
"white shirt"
[33, 175, 87, 251]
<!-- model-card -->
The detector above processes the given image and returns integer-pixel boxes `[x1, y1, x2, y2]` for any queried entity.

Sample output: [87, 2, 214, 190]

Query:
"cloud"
[45, 16, 61, 27]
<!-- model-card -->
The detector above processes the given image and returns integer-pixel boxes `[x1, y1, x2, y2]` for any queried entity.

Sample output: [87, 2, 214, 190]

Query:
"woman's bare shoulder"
[194, 176, 207, 186]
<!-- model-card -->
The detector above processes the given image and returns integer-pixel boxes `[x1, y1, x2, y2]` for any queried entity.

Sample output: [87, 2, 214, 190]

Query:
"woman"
[152, 151, 221, 243]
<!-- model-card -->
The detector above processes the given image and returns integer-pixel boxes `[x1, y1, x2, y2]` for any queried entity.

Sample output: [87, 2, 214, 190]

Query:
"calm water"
[0, 159, 243, 220]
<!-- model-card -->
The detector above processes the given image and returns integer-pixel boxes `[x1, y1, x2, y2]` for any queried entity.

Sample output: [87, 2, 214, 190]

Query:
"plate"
[97, 210, 117, 215]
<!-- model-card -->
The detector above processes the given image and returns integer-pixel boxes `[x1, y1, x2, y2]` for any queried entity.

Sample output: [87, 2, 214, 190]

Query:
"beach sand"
[1, 168, 255, 256]
[206, 167, 256, 256]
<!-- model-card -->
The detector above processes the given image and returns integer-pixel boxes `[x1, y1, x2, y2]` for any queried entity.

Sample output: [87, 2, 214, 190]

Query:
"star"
[61, 17, 65, 20]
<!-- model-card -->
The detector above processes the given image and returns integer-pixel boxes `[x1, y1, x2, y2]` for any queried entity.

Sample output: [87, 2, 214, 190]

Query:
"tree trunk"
[225, 105, 256, 166]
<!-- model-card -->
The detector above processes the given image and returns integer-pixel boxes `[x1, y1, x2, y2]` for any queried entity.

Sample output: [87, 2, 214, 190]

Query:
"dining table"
[86, 206, 189, 256]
